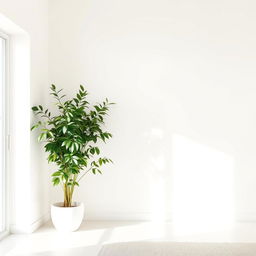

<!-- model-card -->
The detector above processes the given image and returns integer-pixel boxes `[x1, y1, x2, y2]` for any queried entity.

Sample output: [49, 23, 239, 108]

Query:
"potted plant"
[31, 84, 114, 231]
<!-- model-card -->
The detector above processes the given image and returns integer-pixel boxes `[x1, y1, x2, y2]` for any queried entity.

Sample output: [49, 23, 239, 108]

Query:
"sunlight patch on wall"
[146, 128, 167, 222]
[171, 134, 234, 234]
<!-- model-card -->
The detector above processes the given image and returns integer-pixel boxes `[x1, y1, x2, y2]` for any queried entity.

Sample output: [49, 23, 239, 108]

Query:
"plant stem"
[77, 166, 93, 182]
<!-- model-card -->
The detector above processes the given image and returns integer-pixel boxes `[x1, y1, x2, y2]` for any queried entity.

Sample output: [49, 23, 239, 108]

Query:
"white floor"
[1, 221, 256, 256]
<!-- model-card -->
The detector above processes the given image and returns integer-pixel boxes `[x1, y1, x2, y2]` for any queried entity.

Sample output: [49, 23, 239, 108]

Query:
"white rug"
[98, 241, 256, 256]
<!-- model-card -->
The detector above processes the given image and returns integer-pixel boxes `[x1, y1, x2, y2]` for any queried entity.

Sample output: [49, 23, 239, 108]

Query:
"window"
[0, 32, 8, 238]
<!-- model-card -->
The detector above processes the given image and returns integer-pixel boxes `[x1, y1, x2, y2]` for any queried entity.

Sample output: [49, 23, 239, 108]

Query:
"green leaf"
[31, 124, 39, 131]
[94, 105, 101, 112]
[48, 131, 54, 138]
[80, 85, 85, 91]
[38, 133, 47, 142]
[72, 158, 78, 165]
[71, 168, 79, 174]
[52, 171, 61, 176]
[77, 94, 81, 100]
[52, 177, 60, 186]
[64, 140, 72, 149]
[74, 142, 79, 151]
[63, 173, 69, 180]
[32, 106, 39, 111]
[62, 126, 67, 134]
[70, 143, 74, 152]
[92, 161, 99, 167]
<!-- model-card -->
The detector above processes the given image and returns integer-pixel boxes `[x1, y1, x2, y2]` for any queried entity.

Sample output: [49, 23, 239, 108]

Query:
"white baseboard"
[9, 210, 256, 233]
[10, 212, 50, 234]
[84, 211, 256, 222]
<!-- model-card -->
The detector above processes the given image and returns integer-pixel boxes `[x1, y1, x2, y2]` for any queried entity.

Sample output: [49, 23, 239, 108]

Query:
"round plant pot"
[51, 202, 84, 232]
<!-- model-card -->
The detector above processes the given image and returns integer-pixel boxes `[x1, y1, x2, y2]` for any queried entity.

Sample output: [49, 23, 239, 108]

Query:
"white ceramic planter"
[51, 202, 84, 232]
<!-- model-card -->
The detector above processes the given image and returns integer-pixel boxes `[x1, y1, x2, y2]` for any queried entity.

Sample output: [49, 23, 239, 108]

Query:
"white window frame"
[0, 31, 10, 241]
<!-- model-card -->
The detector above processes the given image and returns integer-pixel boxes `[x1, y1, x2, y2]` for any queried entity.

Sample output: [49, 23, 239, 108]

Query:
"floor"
[1, 221, 256, 256]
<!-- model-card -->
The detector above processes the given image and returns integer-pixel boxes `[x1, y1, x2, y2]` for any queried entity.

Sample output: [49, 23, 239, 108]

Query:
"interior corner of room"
[1, 0, 256, 256]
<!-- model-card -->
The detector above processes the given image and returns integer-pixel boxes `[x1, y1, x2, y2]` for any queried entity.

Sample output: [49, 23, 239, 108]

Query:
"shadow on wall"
[145, 129, 235, 233]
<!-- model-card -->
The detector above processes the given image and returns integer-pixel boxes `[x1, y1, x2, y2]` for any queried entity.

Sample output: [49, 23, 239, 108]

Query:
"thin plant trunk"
[63, 184, 73, 207]
[63, 174, 77, 207]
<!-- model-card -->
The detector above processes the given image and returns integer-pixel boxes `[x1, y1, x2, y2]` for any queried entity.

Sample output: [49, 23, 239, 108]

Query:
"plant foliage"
[31, 84, 114, 207]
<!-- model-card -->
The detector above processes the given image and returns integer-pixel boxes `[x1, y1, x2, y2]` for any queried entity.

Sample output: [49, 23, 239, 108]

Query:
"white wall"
[0, 0, 49, 232]
[0, 0, 254, 232]
[49, 0, 256, 223]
